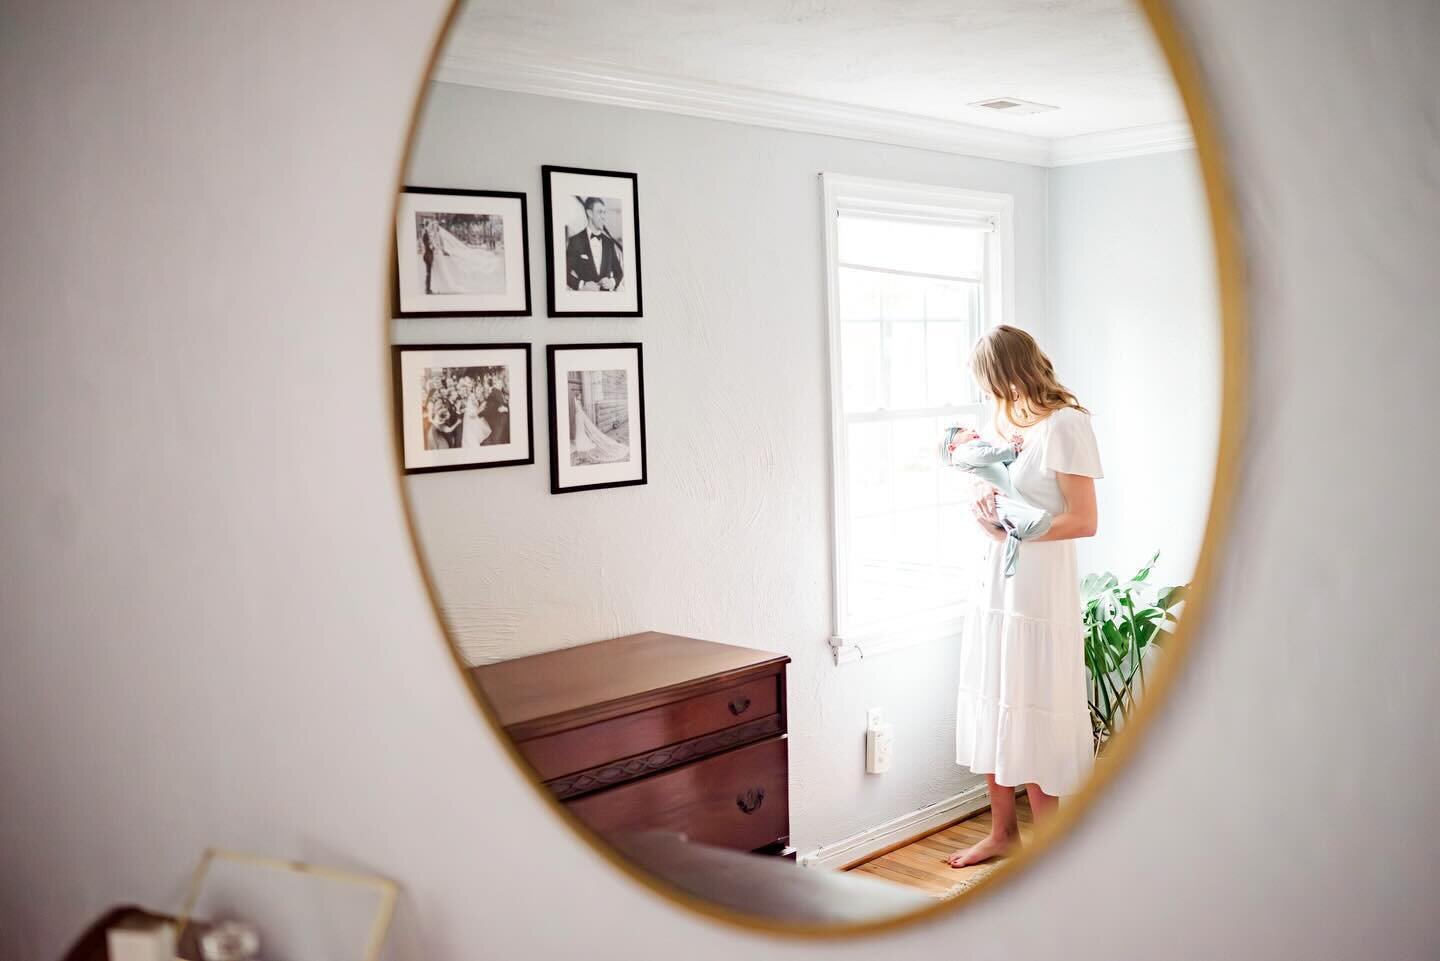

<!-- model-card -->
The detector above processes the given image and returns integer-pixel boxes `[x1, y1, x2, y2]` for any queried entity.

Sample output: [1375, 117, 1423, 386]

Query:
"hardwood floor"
[846, 793, 1035, 898]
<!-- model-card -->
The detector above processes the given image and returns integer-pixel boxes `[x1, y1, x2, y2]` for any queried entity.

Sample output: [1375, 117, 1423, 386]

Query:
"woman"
[570, 392, 628, 463]
[425, 396, 460, 450]
[460, 380, 491, 448]
[949, 325, 1103, 869]
[570, 393, 595, 455]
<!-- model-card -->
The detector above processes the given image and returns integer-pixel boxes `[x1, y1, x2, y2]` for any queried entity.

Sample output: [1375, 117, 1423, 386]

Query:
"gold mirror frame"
[386, 0, 1246, 938]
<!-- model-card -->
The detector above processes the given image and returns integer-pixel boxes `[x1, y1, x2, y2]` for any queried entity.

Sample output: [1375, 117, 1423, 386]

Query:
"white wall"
[1047, 149, 1219, 589]
[3, 2, 1439, 960]
[398, 82, 1052, 855]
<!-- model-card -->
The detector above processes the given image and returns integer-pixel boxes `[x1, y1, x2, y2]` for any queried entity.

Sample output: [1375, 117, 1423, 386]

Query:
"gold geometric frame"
[174, 849, 399, 961]
[386, 0, 1247, 939]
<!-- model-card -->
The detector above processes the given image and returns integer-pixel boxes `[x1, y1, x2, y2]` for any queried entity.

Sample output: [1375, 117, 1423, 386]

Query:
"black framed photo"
[541, 166, 642, 317]
[393, 343, 534, 475]
[546, 343, 648, 494]
[394, 187, 531, 317]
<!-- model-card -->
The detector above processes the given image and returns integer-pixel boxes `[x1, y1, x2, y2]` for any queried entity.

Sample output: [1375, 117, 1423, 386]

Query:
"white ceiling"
[449, 0, 1186, 140]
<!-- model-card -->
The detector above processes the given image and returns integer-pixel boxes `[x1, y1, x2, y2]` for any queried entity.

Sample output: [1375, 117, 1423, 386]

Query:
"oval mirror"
[389, 0, 1240, 933]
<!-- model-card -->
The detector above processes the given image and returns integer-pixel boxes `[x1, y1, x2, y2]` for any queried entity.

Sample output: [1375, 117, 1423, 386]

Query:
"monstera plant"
[1082, 551, 1187, 752]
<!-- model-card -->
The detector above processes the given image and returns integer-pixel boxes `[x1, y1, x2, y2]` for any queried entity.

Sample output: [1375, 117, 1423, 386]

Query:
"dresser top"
[471, 631, 789, 729]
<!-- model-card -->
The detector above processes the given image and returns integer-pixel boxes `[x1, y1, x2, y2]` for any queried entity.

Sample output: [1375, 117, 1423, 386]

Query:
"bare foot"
[946, 832, 1019, 868]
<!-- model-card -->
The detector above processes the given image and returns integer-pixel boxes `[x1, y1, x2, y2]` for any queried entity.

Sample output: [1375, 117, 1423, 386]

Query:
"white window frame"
[821, 173, 1015, 665]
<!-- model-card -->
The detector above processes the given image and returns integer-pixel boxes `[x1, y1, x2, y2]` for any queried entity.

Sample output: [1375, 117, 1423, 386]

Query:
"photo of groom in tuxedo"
[565, 196, 624, 292]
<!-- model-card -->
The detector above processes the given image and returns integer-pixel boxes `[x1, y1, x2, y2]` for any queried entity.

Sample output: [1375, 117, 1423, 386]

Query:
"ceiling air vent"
[969, 97, 1058, 115]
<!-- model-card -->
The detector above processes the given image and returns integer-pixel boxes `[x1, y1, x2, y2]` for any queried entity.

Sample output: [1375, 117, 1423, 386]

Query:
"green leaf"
[1157, 584, 1188, 610]
[1131, 551, 1160, 583]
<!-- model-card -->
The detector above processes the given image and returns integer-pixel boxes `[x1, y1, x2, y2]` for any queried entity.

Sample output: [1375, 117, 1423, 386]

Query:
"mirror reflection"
[392, 0, 1220, 928]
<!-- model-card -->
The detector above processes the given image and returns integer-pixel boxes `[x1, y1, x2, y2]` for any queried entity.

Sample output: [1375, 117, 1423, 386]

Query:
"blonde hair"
[969, 325, 1087, 434]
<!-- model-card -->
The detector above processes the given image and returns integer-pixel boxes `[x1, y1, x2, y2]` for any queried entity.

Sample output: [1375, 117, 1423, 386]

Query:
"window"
[822, 174, 1013, 663]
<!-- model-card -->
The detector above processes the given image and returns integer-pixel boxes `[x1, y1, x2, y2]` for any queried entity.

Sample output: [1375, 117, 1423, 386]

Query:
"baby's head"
[949, 426, 980, 448]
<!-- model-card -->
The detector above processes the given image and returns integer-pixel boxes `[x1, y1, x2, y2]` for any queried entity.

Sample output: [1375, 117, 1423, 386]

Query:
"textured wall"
[398, 82, 1051, 853]
[1047, 149, 1219, 588]
[3, 1, 1439, 960]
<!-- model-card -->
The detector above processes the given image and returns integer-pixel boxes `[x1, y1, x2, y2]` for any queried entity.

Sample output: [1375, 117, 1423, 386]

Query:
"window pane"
[841, 321, 882, 411]
[838, 214, 986, 279]
[887, 321, 926, 410]
[893, 507, 939, 589]
[891, 415, 938, 510]
[837, 264, 882, 319]
[840, 269, 980, 412]
[847, 512, 893, 626]
[842, 266, 976, 324]
[925, 281, 971, 321]
[878, 275, 926, 322]
[926, 321, 974, 408]
[938, 503, 987, 590]
[846, 421, 891, 518]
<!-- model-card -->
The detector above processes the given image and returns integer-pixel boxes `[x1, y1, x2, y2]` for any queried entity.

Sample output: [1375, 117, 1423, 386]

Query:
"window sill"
[829, 607, 969, 666]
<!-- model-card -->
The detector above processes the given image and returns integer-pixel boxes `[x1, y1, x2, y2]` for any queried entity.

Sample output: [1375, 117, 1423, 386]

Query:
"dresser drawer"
[565, 736, 789, 852]
[519, 672, 780, 783]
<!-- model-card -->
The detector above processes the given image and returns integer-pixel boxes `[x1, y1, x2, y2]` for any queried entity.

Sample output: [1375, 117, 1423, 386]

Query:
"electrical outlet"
[866, 707, 883, 730]
[866, 723, 894, 774]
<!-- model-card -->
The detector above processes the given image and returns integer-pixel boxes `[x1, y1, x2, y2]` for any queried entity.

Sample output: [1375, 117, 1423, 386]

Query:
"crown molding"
[434, 38, 1192, 168]
[1048, 120, 1195, 166]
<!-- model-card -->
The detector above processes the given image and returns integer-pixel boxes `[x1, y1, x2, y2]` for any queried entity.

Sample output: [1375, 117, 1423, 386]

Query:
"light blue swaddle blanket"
[939, 426, 1053, 577]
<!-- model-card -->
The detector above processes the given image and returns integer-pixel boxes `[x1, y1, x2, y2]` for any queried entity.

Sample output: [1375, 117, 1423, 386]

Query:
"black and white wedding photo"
[542, 167, 642, 316]
[422, 365, 510, 450]
[395, 344, 533, 473]
[563, 197, 624, 293]
[394, 188, 531, 316]
[415, 212, 506, 296]
[547, 343, 647, 492]
[566, 369, 630, 466]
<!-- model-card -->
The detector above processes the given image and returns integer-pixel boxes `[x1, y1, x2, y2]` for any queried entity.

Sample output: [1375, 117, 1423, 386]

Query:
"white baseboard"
[796, 781, 991, 870]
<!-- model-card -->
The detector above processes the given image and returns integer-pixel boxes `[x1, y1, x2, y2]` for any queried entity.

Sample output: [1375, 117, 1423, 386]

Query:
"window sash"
[822, 173, 1013, 657]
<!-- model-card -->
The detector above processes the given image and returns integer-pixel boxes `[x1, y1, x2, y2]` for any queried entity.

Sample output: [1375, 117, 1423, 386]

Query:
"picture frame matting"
[393, 342, 535, 475]
[546, 342, 648, 494]
[541, 166, 643, 318]
[394, 186, 532, 318]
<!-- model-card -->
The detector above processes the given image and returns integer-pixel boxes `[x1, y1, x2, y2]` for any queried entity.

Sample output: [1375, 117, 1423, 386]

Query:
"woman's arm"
[1030, 472, 1097, 541]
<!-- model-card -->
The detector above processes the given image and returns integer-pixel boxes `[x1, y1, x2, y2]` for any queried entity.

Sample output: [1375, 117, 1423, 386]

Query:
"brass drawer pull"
[728, 696, 752, 716]
[736, 787, 765, 814]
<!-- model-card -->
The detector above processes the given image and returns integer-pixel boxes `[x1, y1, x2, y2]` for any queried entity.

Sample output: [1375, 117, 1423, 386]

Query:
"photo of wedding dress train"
[425, 224, 506, 296]
[570, 393, 629, 466]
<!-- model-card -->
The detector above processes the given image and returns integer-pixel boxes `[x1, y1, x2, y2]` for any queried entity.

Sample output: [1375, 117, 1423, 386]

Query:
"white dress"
[461, 395, 490, 448]
[954, 406, 1104, 796]
[571, 399, 629, 463]
[571, 399, 595, 453]
[429, 226, 506, 295]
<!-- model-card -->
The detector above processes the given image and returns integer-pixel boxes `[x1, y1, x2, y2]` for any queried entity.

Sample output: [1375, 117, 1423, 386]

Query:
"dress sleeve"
[1041, 408, 1104, 478]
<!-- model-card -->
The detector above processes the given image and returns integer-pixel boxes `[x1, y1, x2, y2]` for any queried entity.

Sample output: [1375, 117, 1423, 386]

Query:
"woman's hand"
[972, 485, 998, 523]
[971, 486, 1006, 541]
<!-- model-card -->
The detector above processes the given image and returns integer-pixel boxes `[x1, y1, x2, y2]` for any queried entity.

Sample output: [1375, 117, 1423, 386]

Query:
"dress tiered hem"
[954, 606, 1094, 797]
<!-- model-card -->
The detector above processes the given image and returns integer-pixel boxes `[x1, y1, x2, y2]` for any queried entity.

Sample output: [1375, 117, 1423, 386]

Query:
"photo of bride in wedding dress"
[416, 212, 506, 296]
[421, 365, 510, 451]
[567, 370, 630, 467]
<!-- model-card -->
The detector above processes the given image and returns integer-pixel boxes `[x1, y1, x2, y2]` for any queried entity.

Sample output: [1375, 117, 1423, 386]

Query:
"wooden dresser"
[471, 632, 792, 855]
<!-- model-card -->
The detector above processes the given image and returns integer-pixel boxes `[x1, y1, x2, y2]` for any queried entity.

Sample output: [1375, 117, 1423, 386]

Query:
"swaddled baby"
[939, 426, 1053, 577]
